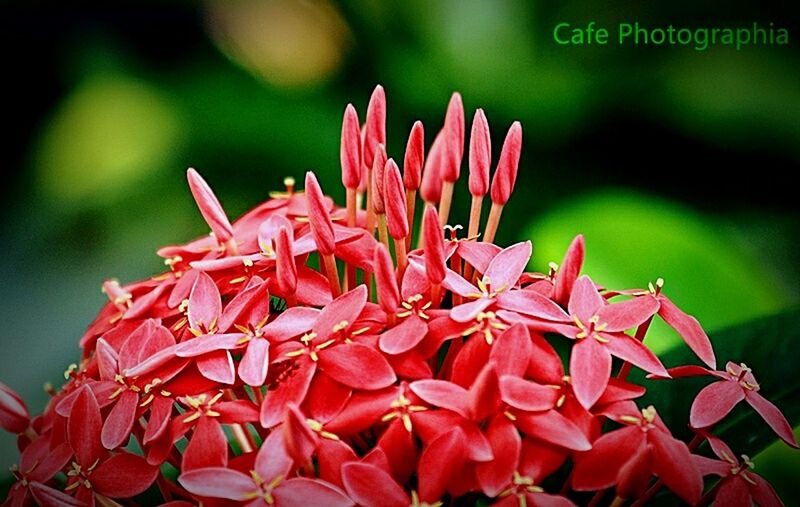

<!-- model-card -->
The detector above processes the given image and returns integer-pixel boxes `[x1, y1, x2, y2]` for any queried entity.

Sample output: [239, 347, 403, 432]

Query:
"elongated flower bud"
[489, 121, 522, 205]
[384, 159, 408, 240]
[275, 226, 297, 295]
[403, 121, 425, 190]
[423, 205, 445, 284]
[371, 144, 388, 214]
[363, 85, 386, 171]
[374, 244, 400, 314]
[340, 104, 362, 189]
[468, 109, 491, 197]
[442, 92, 464, 182]
[305, 172, 335, 256]
[420, 133, 444, 204]
[186, 168, 234, 243]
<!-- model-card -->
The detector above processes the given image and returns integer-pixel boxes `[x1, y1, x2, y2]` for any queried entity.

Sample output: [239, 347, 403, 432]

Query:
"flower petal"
[569, 337, 611, 409]
[318, 343, 396, 390]
[418, 426, 467, 503]
[186, 168, 234, 243]
[68, 386, 104, 466]
[605, 334, 668, 377]
[649, 429, 703, 505]
[658, 295, 716, 368]
[475, 415, 521, 497]
[256, 429, 294, 484]
[379, 315, 428, 355]
[568, 275, 604, 324]
[101, 390, 138, 450]
[276, 478, 354, 507]
[179, 467, 255, 500]
[188, 271, 221, 332]
[409, 380, 469, 417]
[263, 307, 319, 342]
[182, 417, 227, 471]
[689, 380, 745, 429]
[553, 235, 585, 306]
[29, 483, 86, 507]
[283, 404, 319, 465]
[597, 296, 659, 333]
[516, 410, 591, 451]
[450, 297, 494, 323]
[197, 350, 236, 384]
[260, 361, 316, 428]
[175, 333, 243, 357]
[745, 390, 799, 448]
[572, 426, 644, 490]
[0, 382, 29, 434]
[499, 376, 558, 412]
[496, 290, 570, 321]
[484, 241, 532, 291]
[342, 462, 409, 507]
[91, 452, 160, 498]
[238, 339, 270, 387]
[490, 323, 532, 377]
[313, 286, 368, 342]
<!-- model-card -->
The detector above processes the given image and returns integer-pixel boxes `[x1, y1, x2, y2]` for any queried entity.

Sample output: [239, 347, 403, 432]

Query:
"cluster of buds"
[1, 86, 796, 507]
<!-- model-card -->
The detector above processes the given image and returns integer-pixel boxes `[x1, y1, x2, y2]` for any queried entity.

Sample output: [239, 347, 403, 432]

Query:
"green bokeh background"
[1, 1, 798, 502]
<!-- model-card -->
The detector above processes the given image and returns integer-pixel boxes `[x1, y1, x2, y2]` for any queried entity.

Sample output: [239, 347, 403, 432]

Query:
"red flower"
[667, 361, 798, 448]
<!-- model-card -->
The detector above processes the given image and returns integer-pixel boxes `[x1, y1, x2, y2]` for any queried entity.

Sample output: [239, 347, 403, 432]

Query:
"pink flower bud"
[0, 382, 29, 434]
[489, 121, 522, 205]
[420, 133, 445, 204]
[371, 144, 388, 214]
[363, 85, 386, 171]
[384, 159, 408, 240]
[305, 172, 335, 256]
[403, 121, 425, 190]
[468, 109, 491, 197]
[186, 168, 234, 243]
[423, 206, 445, 284]
[340, 104, 362, 189]
[442, 92, 464, 182]
[275, 226, 297, 295]
[374, 244, 399, 315]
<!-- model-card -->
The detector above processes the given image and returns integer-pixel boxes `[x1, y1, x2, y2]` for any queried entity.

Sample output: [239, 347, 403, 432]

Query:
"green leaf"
[632, 308, 800, 454]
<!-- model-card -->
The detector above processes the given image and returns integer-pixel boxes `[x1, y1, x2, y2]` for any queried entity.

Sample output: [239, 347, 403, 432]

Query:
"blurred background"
[1, 0, 798, 501]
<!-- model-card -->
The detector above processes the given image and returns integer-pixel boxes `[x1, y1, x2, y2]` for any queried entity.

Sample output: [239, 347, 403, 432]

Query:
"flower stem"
[405, 189, 417, 250]
[394, 236, 408, 281]
[438, 181, 455, 227]
[346, 187, 358, 291]
[378, 214, 390, 249]
[482, 202, 504, 244]
[322, 254, 342, 298]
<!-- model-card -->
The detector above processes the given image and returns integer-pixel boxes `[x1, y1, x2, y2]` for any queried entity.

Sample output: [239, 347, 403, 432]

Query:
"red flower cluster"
[2, 86, 796, 507]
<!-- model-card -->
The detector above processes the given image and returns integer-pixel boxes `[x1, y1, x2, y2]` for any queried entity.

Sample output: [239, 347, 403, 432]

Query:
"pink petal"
[496, 290, 570, 321]
[325, 388, 400, 436]
[375, 243, 400, 313]
[276, 225, 298, 295]
[450, 297, 493, 323]
[0, 381, 28, 434]
[101, 390, 138, 449]
[256, 429, 294, 484]
[409, 380, 469, 417]
[690, 381, 745, 429]
[490, 323, 532, 377]
[283, 404, 319, 464]
[499, 376, 558, 412]
[342, 462, 409, 507]
[568, 276, 604, 324]
[313, 285, 368, 342]
[403, 121, 425, 190]
[217, 277, 268, 332]
[468, 108, 491, 197]
[260, 361, 316, 428]
[571, 426, 644, 491]
[713, 477, 751, 507]
[217, 400, 260, 424]
[68, 387, 104, 466]
[380, 315, 428, 355]
[188, 271, 221, 332]
[418, 427, 467, 503]
[527, 334, 565, 384]
[340, 103, 362, 189]
[569, 337, 611, 409]
[516, 410, 591, 451]
[553, 235, 584, 306]
[179, 467, 255, 500]
[658, 295, 716, 368]
[745, 390, 799, 448]
[484, 241, 532, 290]
[143, 396, 173, 445]
[475, 415, 520, 497]
[91, 452, 159, 498]
[489, 122, 522, 205]
[276, 478, 354, 507]
[186, 168, 234, 243]
[467, 364, 502, 422]
[649, 429, 703, 504]
[458, 242, 501, 274]
[301, 371, 351, 424]
[94, 339, 119, 381]
[442, 268, 480, 298]
[263, 307, 319, 342]
[238, 339, 270, 387]
[29, 483, 86, 507]
[175, 333, 243, 357]
[182, 417, 227, 471]
[318, 438, 358, 489]
[750, 473, 784, 507]
[318, 343, 396, 390]
[596, 296, 660, 333]
[605, 334, 668, 377]
[197, 350, 236, 384]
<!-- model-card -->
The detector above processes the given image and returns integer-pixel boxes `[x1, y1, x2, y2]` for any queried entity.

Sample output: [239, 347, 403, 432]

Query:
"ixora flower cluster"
[1, 86, 796, 507]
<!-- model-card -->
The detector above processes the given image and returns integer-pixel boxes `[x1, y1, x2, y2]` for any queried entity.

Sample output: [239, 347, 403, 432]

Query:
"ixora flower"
[1, 86, 796, 507]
